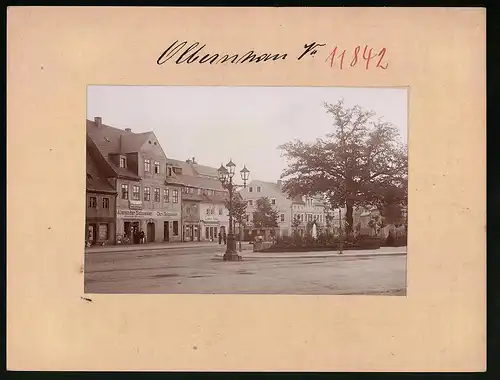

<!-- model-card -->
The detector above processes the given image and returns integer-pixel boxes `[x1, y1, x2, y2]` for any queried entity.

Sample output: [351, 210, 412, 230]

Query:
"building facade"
[291, 195, 327, 236]
[167, 158, 230, 243]
[239, 180, 294, 237]
[86, 144, 117, 245]
[87, 117, 182, 244]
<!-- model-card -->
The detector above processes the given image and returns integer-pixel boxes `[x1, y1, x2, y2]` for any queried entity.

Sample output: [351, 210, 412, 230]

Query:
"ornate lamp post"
[217, 160, 250, 261]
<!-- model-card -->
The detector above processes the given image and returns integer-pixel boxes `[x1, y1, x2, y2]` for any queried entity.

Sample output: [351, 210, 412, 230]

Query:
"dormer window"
[119, 156, 127, 168]
[167, 166, 172, 176]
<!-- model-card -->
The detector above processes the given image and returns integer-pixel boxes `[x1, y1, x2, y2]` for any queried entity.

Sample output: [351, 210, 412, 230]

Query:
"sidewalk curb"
[85, 243, 237, 254]
[212, 252, 407, 260]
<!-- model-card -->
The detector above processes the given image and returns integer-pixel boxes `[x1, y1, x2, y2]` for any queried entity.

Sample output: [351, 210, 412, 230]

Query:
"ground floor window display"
[183, 223, 200, 242]
[116, 209, 181, 244]
[86, 219, 115, 245]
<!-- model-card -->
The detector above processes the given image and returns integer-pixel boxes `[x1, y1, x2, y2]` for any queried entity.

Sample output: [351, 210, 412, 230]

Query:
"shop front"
[116, 208, 181, 244]
[201, 216, 220, 242]
[86, 217, 115, 245]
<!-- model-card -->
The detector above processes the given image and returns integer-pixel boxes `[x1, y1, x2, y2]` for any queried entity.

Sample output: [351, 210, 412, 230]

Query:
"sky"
[87, 86, 407, 183]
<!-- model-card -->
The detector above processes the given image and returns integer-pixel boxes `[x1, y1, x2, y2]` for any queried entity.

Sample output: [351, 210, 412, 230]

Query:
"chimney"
[94, 117, 102, 128]
[125, 128, 132, 132]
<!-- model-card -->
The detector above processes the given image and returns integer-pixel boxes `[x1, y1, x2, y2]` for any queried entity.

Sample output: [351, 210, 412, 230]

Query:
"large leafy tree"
[279, 99, 407, 235]
[252, 197, 279, 228]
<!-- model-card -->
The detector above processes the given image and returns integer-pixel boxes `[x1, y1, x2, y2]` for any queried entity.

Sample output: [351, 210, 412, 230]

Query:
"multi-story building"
[291, 195, 327, 236]
[167, 158, 229, 242]
[239, 180, 294, 237]
[238, 179, 328, 238]
[87, 117, 183, 243]
[86, 137, 117, 245]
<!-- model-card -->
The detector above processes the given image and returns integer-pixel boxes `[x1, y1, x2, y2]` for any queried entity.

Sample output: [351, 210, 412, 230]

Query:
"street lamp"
[217, 159, 250, 261]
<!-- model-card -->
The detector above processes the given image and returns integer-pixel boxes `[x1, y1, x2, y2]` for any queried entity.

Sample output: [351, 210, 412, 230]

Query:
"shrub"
[354, 235, 383, 249]
[393, 235, 407, 247]
[384, 232, 395, 246]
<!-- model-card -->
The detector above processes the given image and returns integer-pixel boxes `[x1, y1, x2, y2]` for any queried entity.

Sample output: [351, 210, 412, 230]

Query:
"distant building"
[238, 180, 327, 238]
[291, 195, 327, 236]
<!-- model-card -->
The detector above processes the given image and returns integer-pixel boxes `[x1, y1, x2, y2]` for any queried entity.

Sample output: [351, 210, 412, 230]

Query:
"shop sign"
[129, 200, 143, 210]
[117, 209, 180, 219]
[204, 216, 219, 223]
[156, 211, 181, 219]
[117, 209, 154, 218]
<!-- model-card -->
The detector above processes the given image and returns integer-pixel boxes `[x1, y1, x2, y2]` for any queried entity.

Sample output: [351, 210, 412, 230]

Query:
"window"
[154, 188, 160, 202]
[257, 186, 261, 192]
[163, 189, 169, 203]
[246, 215, 250, 222]
[98, 224, 108, 240]
[144, 187, 151, 201]
[132, 185, 140, 200]
[88, 196, 97, 208]
[205, 227, 209, 239]
[248, 200, 253, 206]
[271, 198, 276, 205]
[206, 208, 210, 215]
[119, 156, 126, 168]
[197, 188, 202, 195]
[214, 227, 218, 237]
[173, 221, 179, 236]
[173, 190, 179, 203]
[102, 197, 109, 209]
[219, 208, 223, 215]
[121, 184, 129, 200]
[154, 161, 160, 174]
[249, 187, 253, 192]
[167, 167, 172, 176]
[144, 158, 151, 172]
[280, 213, 285, 222]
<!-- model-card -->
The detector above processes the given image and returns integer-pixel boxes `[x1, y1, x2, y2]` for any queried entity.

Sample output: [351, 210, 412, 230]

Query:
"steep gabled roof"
[86, 152, 116, 194]
[191, 163, 219, 178]
[176, 174, 225, 191]
[166, 158, 196, 176]
[120, 131, 153, 153]
[86, 119, 142, 180]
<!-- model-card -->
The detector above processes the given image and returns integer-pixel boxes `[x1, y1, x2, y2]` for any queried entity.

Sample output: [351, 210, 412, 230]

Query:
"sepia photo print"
[85, 86, 408, 295]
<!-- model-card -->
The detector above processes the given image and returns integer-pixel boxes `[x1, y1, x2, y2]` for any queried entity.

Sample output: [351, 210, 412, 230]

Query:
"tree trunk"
[345, 199, 354, 236]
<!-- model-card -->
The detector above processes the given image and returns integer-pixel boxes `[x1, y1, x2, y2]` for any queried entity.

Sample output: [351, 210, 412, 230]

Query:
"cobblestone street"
[85, 245, 406, 295]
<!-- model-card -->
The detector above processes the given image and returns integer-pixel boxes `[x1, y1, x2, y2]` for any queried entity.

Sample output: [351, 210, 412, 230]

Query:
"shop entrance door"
[88, 224, 96, 244]
[164, 221, 170, 241]
[147, 222, 155, 242]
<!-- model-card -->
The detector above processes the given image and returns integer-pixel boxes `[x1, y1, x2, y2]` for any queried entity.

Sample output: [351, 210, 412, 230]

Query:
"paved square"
[84, 244, 406, 295]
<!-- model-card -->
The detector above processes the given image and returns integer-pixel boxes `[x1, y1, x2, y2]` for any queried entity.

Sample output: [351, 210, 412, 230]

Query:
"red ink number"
[362, 45, 376, 70]
[376, 48, 388, 69]
[325, 46, 346, 70]
[350, 46, 361, 67]
[326, 45, 387, 70]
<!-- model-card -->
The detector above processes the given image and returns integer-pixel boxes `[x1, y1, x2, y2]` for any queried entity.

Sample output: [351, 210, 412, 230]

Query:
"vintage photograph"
[85, 86, 408, 295]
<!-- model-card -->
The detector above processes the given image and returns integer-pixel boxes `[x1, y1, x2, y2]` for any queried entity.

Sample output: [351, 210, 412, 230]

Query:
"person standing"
[140, 230, 145, 244]
[223, 231, 227, 245]
[218, 232, 222, 245]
